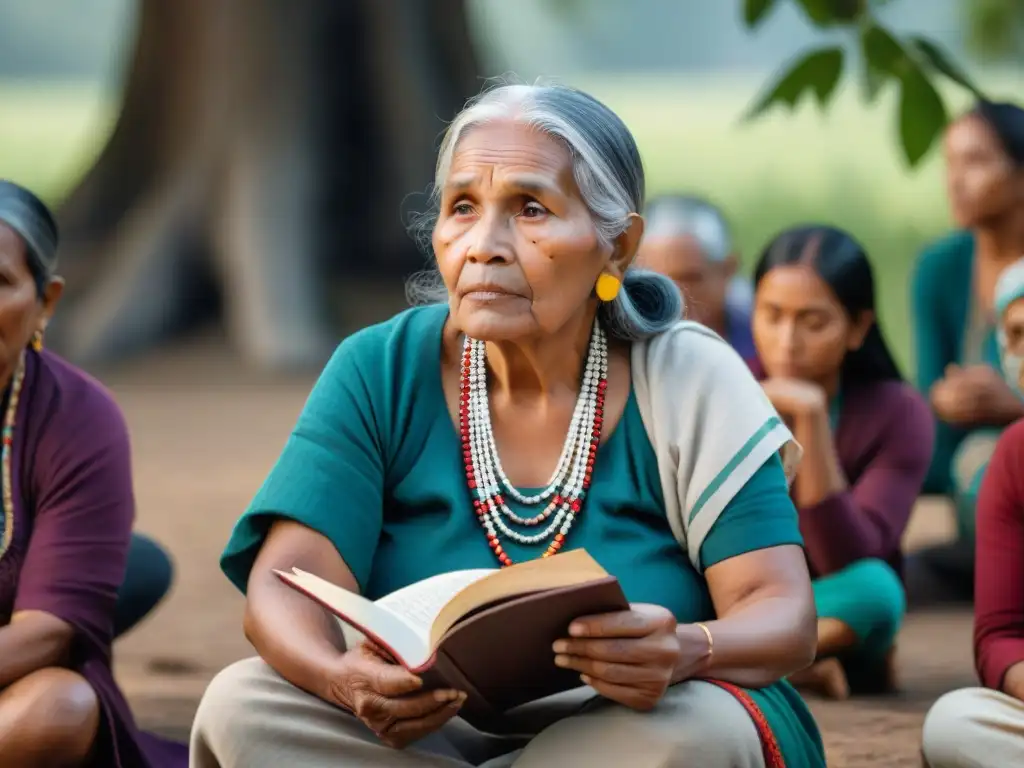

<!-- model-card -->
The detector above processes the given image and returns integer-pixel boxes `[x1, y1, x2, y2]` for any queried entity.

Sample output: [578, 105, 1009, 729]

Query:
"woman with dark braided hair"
[0, 180, 186, 766]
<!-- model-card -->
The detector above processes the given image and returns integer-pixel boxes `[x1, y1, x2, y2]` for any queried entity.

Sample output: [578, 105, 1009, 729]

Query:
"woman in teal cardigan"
[907, 100, 1024, 606]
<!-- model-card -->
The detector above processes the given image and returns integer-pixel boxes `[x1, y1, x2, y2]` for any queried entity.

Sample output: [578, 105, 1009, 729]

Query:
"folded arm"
[227, 335, 388, 702]
[685, 455, 817, 688]
[5, 391, 135, 687]
[797, 391, 934, 574]
[244, 520, 358, 702]
[0, 612, 75, 689]
[686, 544, 816, 688]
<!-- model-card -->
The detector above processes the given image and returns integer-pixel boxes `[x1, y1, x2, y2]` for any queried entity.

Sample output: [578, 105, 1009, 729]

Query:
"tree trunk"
[48, 0, 479, 370]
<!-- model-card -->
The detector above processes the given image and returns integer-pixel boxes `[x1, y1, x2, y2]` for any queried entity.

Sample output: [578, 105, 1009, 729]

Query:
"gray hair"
[643, 194, 733, 263]
[406, 82, 682, 341]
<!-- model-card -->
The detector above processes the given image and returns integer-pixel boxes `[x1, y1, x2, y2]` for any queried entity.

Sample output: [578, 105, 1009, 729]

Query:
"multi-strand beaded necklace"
[459, 322, 608, 567]
[0, 352, 25, 561]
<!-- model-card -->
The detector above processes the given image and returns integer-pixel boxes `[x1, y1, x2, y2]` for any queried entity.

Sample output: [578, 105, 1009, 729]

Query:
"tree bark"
[49, 0, 479, 369]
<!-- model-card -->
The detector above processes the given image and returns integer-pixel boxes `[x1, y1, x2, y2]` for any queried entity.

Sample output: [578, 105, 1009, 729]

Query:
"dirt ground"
[98, 339, 975, 767]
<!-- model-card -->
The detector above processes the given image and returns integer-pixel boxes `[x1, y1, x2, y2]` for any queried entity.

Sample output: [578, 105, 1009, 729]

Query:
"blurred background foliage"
[0, 0, 1021, 372]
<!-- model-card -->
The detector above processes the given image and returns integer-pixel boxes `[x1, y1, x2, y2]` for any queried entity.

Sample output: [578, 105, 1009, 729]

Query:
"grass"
[1, 71, 1021, 371]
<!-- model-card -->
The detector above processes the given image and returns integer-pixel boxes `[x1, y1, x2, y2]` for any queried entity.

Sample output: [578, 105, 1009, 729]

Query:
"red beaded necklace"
[459, 323, 608, 567]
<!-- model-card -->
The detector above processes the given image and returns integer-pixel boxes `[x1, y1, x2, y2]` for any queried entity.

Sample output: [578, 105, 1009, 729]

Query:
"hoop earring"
[31, 330, 44, 352]
[595, 273, 621, 302]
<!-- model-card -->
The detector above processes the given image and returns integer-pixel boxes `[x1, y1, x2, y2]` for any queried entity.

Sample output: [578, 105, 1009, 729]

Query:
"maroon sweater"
[751, 362, 935, 579]
[974, 419, 1024, 691]
[800, 380, 934, 578]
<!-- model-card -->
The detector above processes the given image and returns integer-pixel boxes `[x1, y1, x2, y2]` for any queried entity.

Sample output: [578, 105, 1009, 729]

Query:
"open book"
[275, 549, 627, 722]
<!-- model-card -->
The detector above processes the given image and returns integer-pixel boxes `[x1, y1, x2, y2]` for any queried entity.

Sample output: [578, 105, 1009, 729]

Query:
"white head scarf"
[994, 257, 1024, 391]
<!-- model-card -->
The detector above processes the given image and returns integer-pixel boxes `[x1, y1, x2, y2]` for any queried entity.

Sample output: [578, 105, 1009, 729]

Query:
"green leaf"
[744, 0, 779, 27]
[858, 22, 910, 102]
[963, 0, 1023, 61]
[745, 47, 845, 119]
[909, 36, 987, 99]
[898, 64, 949, 166]
[795, 0, 839, 24]
[795, 0, 865, 25]
[860, 23, 910, 77]
[861, 62, 888, 103]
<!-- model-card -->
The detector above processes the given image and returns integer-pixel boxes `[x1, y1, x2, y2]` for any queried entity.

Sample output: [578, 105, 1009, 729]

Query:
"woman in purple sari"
[0, 180, 187, 766]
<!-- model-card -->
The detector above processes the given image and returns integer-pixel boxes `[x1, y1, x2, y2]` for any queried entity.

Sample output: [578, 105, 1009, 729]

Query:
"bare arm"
[6, 388, 135, 689]
[798, 390, 934, 573]
[243, 520, 359, 703]
[680, 544, 817, 689]
[790, 406, 846, 509]
[0, 612, 75, 689]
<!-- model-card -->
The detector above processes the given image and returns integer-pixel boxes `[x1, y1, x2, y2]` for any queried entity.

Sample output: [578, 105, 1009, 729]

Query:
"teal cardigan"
[911, 230, 1002, 494]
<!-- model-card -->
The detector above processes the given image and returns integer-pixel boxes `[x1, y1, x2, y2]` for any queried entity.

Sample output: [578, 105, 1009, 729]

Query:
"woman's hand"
[761, 378, 827, 419]
[931, 364, 1024, 426]
[327, 643, 466, 749]
[552, 605, 704, 712]
[937, 364, 1024, 428]
[1003, 661, 1024, 703]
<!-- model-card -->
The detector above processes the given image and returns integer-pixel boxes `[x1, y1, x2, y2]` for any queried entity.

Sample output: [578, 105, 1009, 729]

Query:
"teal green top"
[221, 304, 824, 765]
[911, 230, 1002, 494]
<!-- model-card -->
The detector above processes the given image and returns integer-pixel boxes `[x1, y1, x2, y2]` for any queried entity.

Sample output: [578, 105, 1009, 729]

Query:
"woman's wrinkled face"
[753, 264, 867, 383]
[0, 224, 46, 367]
[432, 120, 615, 341]
[1001, 296, 1024, 390]
[944, 115, 1020, 227]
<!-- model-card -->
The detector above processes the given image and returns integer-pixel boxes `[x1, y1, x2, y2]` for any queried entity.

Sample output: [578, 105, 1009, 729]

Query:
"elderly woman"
[637, 194, 756, 360]
[907, 101, 1024, 605]
[190, 83, 826, 768]
[750, 225, 933, 700]
[0, 180, 187, 765]
[921, 259, 1024, 767]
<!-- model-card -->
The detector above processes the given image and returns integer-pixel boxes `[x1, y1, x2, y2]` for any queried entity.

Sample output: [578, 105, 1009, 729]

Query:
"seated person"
[0, 181, 187, 766]
[637, 194, 756, 360]
[750, 225, 934, 699]
[907, 101, 1024, 605]
[189, 83, 827, 768]
[921, 258, 1024, 768]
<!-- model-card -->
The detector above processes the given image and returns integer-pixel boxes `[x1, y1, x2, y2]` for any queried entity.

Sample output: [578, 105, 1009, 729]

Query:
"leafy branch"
[962, 0, 1024, 61]
[744, 0, 987, 166]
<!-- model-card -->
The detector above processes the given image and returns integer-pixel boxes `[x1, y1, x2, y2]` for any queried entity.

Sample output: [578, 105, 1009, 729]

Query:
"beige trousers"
[922, 687, 1024, 767]
[190, 657, 767, 767]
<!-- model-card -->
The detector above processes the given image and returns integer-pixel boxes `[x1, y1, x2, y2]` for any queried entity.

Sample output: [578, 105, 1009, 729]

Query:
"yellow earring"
[31, 330, 44, 352]
[595, 273, 621, 302]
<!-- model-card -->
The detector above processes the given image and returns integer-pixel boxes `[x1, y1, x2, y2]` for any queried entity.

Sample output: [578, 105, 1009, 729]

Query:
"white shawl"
[632, 322, 803, 571]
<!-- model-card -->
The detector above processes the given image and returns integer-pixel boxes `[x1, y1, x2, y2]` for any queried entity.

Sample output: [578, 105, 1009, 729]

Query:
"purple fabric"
[0, 350, 187, 768]
[798, 381, 934, 578]
[746, 359, 935, 579]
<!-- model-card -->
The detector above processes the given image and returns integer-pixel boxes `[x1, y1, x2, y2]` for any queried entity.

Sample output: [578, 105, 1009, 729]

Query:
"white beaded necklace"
[458, 322, 608, 566]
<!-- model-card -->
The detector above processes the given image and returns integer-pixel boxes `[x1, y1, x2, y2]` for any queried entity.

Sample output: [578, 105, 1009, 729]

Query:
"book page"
[275, 569, 431, 669]
[429, 549, 609, 648]
[376, 568, 496, 645]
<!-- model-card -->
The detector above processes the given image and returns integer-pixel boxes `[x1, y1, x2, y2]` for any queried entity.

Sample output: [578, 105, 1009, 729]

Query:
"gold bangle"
[695, 622, 714, 662]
